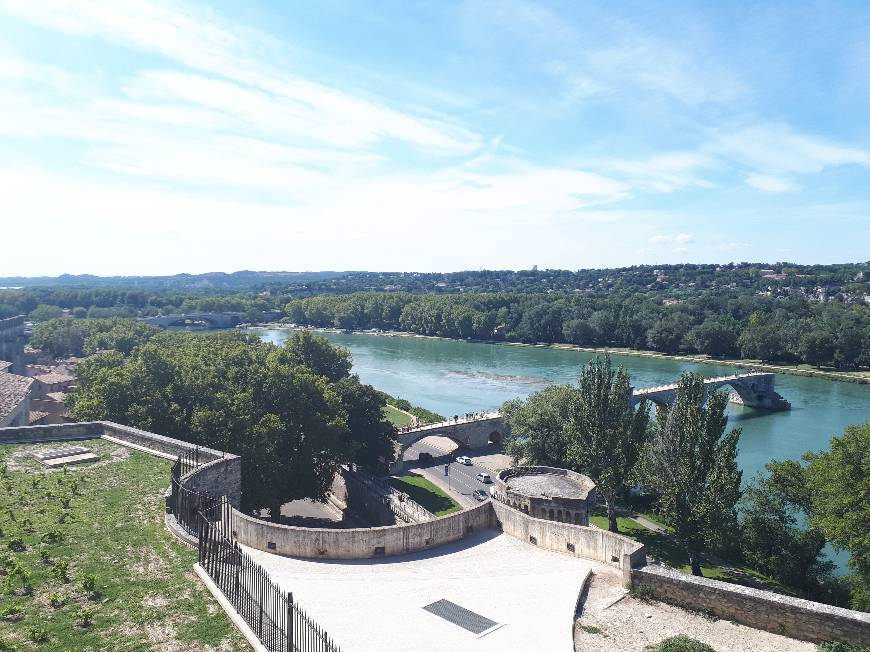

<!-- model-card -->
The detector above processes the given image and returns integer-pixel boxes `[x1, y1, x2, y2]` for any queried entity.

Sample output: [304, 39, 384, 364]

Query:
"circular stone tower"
[494, 466, 596, 526]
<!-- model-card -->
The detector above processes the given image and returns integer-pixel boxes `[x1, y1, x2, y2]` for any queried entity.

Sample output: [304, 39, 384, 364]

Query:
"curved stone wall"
[228, 501, 496, 559]
[491, 500, 645, 583]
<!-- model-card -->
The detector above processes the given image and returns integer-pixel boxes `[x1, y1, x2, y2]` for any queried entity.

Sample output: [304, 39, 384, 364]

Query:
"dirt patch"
[574, 569, 815, 652]
[129, 545, 169, 576]
[3, 439, 130, 473]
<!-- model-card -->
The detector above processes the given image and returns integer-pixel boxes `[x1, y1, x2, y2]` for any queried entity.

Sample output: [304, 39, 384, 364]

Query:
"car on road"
[476, 472, 492, 483]
[456, 456, 472, 465]
[473, 489, 488, 501]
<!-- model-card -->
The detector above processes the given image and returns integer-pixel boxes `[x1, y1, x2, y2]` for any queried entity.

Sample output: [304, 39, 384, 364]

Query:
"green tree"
[565, 356, 650, 532]
[502, 385, 576, 468]
[804, 423, 870, 610]
[646, 373, 743, 575]
[740, 461, 834, 595]
[69, 330, 394, 516]
[29, 304, 63, 321]
[799, 329, 836, 368]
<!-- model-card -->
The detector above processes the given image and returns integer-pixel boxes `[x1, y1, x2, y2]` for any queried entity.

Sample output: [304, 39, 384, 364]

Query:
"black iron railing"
[198, 514, 342, 652]
[169, 449, 221, 537]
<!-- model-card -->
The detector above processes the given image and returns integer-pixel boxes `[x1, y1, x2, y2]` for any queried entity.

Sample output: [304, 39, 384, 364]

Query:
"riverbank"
[251, 324, 870, 385]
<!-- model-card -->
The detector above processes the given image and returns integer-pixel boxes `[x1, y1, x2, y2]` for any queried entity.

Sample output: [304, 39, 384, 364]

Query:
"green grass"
[0, 439, 246, 652]
[590, 510, 730, 580]
[386, 473, 461, 516]
[383, 404, 414, 427]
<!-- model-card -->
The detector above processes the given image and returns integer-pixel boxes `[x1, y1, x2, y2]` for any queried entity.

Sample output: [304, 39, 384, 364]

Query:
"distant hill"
[0, 271, 349, 291]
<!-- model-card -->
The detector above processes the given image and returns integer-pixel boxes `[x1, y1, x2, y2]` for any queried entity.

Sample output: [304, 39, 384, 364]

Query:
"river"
[255, 327, 869, 570]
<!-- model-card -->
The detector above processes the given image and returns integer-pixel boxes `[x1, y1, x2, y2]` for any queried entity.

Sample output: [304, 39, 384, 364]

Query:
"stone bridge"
[630, 371, 790, 410]
[392, 372, 787, 470]
[142, 313, 244, 329]
[394, 412, 505, 465]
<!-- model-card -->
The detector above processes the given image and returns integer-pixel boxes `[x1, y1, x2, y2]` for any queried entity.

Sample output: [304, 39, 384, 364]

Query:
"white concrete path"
[244, 530, 592, 652]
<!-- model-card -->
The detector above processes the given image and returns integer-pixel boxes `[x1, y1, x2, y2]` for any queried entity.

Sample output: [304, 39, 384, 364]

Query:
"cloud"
[595, 151, 716, 192]
[0, 0, 482, 156]
[649, 233, 694, 246]
[712, 123, 870, 174]
[746, 173, 797, 193]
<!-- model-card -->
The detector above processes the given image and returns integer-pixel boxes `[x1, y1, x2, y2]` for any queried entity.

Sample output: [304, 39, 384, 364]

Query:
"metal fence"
[198, 514, 342, 652]
[169, 450, 221, 537]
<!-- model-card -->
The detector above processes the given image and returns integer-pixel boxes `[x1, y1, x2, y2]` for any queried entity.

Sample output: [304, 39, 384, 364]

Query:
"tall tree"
[646, 373, 743, 575]
[804, 422, 870, 611]
[565, 356, 651, 532]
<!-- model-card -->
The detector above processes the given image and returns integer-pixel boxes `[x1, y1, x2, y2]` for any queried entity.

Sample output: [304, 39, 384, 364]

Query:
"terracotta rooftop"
[45, 391, 68, 403]
[28, 411, 50, 424]
[0, 373, 33, 421]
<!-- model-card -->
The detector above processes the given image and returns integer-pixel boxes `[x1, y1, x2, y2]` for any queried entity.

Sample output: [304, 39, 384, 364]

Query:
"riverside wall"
[631, 564, 870, 646]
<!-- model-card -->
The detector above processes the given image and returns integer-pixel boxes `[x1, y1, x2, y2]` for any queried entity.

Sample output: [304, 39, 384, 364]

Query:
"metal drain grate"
[422, 599, 498, 635]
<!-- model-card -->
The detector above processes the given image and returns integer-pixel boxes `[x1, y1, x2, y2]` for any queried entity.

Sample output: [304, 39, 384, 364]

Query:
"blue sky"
[0, 0, 868, 276]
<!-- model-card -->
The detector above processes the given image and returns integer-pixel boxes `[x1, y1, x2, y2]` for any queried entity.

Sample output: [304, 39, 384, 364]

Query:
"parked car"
[456, 455, 472, 465]
[476, 472, 491, 484]
[473, 489, 488, 501]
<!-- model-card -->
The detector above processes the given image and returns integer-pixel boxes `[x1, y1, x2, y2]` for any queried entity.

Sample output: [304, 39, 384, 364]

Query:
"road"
[403, 439, 496, 508]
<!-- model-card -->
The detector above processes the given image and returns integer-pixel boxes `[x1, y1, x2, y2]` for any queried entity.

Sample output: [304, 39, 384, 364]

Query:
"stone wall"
[228, 501, 496, 559]
[182, 456, 242, 509]
[631, 565, 870, 645]
[330, 468, 395, 526]
[492, 501, 646, 582]
[0, 316, 25, 375]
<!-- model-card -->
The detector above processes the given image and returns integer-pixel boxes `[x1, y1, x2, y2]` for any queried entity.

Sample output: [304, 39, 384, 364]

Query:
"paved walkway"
[245, 530, 593, 652]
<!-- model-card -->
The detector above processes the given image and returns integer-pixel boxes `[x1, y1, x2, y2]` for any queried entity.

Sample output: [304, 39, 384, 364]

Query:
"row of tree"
[28, 318, 161, 357]
[284, 292, 870, 369]
[68, 330, 396, 518]
[502, 358, 869, 611]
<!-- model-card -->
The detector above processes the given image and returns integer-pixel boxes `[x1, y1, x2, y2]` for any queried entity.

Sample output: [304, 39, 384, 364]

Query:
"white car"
[476, 472, 492, 484]
[456, 456, 472, 465]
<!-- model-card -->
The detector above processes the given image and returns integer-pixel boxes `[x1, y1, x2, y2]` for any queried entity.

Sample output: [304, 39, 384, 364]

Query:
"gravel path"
[574, 569, 816, 652]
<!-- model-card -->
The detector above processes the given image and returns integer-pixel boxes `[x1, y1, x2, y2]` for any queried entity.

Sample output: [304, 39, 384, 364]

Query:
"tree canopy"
[68, 330, 396, 517]
[645, 373, 743, 575]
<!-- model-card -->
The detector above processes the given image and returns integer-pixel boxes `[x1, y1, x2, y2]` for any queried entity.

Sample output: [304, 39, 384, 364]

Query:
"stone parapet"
[631, 564, 870, 645]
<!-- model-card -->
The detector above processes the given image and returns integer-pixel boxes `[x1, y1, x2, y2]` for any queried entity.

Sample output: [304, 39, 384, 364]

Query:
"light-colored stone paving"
[245, 530, 593, 652]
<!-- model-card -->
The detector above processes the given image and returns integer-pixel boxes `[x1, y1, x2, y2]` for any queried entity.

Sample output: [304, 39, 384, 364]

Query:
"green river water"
[255, 328, 869, 571]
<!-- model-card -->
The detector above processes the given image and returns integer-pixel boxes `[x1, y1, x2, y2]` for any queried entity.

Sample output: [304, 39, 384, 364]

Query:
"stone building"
[494, 466, 596, 526]
[0, 315, 25, 374]
[0, 372, 33, 427]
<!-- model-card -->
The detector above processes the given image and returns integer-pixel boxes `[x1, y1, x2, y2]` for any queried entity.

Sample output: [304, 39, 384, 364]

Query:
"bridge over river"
[393, 372, 789, 468]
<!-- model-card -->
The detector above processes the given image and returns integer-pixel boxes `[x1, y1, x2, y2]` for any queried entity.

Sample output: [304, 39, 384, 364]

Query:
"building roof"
[0, 373, 33, 422]
[0, 360, 11, 373]
[45, 391, 68, 403]
[505, 471, 595, 500]
[28, 410, 50, 424]
[34, 372, 75, 385]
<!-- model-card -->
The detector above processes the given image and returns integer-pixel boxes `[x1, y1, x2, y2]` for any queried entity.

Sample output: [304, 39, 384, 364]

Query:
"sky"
[0, 0, 868, 276]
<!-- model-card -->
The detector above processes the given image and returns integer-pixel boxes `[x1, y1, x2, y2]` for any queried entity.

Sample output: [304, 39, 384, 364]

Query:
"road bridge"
[142, 313, 244, 329]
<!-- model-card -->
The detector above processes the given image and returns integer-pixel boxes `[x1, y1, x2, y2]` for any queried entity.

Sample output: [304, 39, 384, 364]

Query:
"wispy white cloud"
[746, 173, 796, 193]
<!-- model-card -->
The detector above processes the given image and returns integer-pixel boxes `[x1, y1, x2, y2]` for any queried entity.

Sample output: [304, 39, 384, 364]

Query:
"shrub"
[629, 583, 653, 601]
[39, 549, 51, 564]
[0, 636, 17, 651]
[1, 604, 23, 620]
[41, 529, 64, 544]
[6, 538, 24, 552]
[51, 560, 69, 582]
[75, 605, 95, 627]
[80, 573, 98, 595]
[26, 625, 48, 643]
[817, 645, 870, 652]
[48, 592, 65, 608]
[646, 636, 716, 652]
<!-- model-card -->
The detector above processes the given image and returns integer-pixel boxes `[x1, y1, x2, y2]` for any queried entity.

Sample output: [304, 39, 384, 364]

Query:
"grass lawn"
[386, 473, 461, 517]
[383, 404, 414, 428]
[590, 511, 730, 580]
[0, 439, 247, 652]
